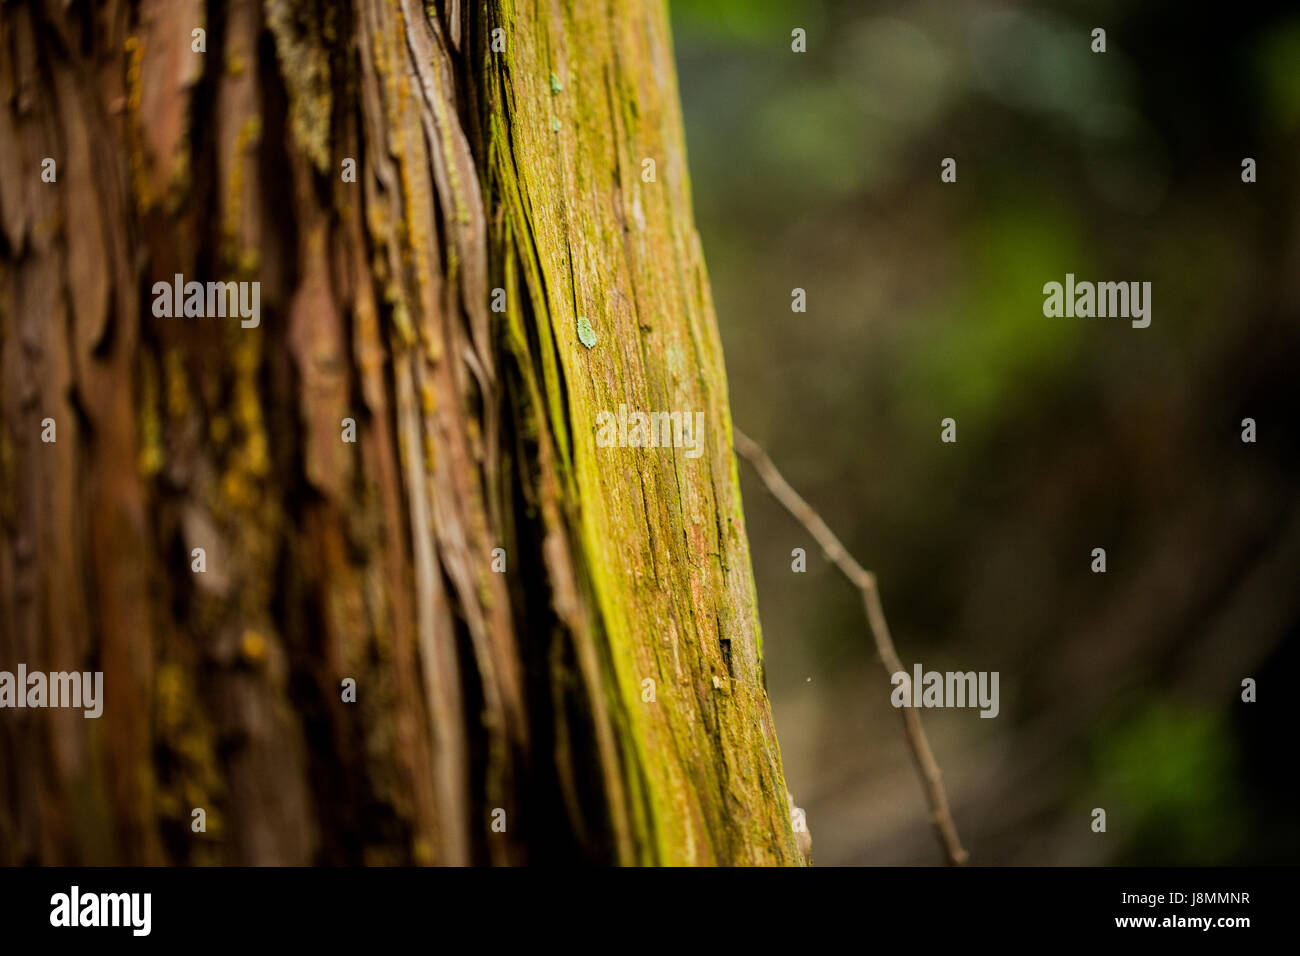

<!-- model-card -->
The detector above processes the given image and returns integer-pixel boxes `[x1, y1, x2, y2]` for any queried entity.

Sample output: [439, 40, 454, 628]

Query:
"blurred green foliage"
[1090, 699, 1245, 864]
[672, 0, 1299, 864]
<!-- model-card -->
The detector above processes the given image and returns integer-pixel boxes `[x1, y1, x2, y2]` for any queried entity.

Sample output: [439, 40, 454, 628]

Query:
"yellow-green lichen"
[138, 352, 164, 478]
[222, 115, 263, 269]
[265, 0, 334, 172]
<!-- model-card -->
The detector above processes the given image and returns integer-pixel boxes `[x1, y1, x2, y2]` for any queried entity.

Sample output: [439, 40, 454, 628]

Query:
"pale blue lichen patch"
[577, 316, 597, 348]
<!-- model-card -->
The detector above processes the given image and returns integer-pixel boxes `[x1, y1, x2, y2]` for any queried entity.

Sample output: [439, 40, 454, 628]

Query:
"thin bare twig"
[733, 426, 969, 866]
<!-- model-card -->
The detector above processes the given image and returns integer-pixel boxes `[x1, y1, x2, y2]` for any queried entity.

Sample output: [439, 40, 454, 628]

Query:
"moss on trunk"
[0, 0, 801, 866]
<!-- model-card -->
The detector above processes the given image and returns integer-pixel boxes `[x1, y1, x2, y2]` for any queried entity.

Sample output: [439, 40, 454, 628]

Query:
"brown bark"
[0, 0, 802, 866]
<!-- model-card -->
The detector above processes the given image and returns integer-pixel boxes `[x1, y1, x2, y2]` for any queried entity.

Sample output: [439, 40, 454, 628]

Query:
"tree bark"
[0, 0, 802, 865]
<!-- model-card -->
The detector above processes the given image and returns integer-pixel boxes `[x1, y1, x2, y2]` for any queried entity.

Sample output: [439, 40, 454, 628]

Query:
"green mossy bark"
[479, 0, 801, 864]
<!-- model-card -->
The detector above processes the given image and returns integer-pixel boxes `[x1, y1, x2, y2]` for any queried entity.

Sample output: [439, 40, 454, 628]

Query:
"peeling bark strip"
[0, 0, 801, 865]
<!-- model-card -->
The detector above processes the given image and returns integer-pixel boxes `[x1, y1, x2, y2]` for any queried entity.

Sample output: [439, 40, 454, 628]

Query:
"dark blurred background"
[671, 0, 1300, 864]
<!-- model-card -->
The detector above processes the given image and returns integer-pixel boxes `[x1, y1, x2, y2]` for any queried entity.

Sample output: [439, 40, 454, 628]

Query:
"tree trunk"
[0, 0, 801, 866]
